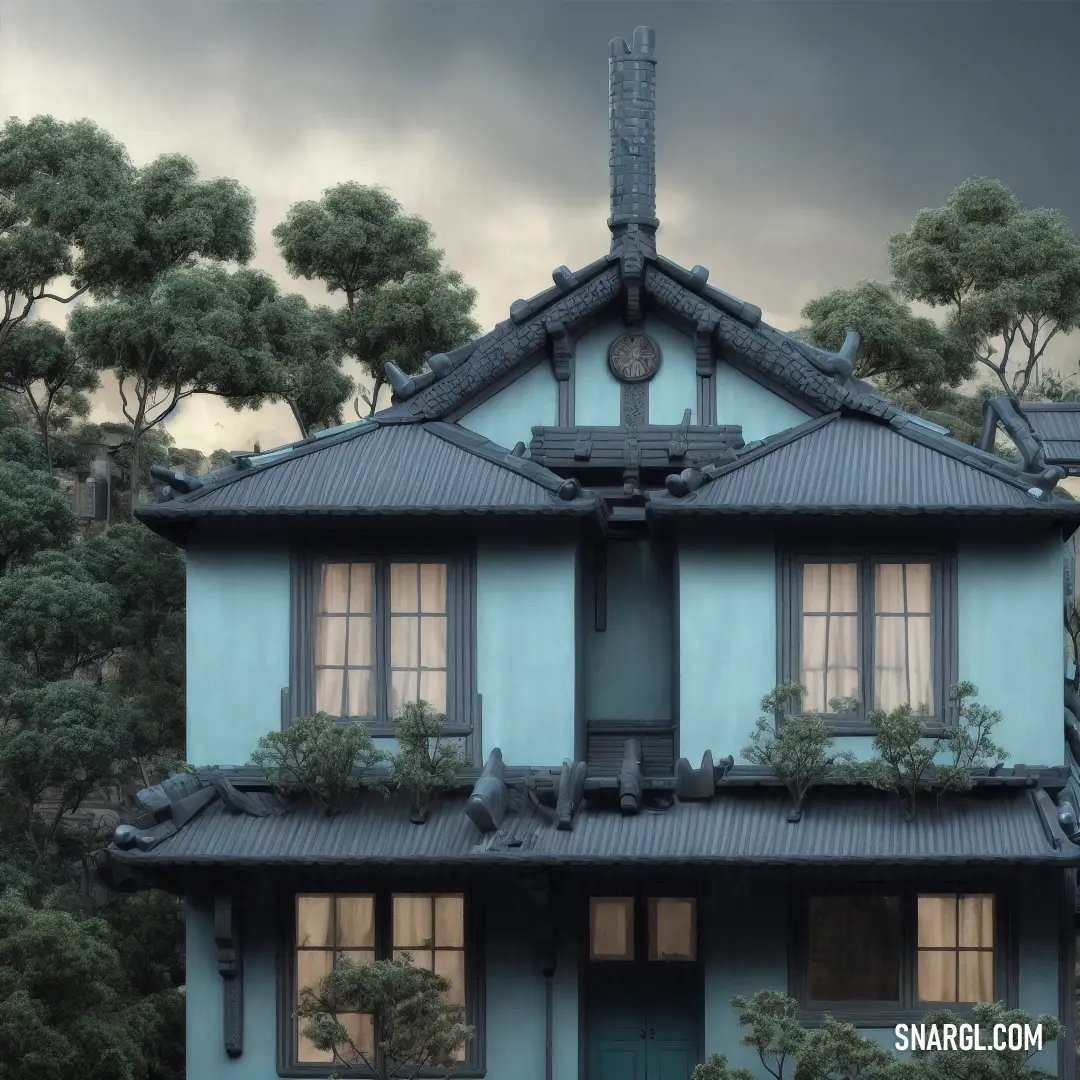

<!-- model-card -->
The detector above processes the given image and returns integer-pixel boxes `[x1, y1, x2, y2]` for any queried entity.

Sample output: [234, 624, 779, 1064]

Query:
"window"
[917, 894, 994, 1003]
[779, 551, 956, 731]
[291, 552, 476, 739]
[589, 895, 697, 963]
[286, 891, 480, 1075]
[793, 888, 1004, 1021]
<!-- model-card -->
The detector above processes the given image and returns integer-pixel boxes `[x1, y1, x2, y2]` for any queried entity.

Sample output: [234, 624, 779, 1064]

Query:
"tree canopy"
[273, 182, 479, 416]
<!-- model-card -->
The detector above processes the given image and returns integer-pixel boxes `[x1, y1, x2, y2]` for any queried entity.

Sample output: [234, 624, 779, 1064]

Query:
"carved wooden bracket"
[545, 319, 575, 382]
[213, 890, 244, 1058]
[694, 319, 715, 378]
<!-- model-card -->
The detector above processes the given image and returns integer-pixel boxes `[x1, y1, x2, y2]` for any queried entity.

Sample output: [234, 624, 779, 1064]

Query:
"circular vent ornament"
[608, 332, 661, 383]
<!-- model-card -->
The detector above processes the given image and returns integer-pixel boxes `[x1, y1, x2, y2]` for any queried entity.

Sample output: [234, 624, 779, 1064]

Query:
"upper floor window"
[291, 552, 476, 741]
[779, 550, 956, 732]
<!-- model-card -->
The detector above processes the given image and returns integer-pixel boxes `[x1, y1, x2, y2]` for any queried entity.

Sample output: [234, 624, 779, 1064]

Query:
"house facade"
[104, 27, 1080, 1080]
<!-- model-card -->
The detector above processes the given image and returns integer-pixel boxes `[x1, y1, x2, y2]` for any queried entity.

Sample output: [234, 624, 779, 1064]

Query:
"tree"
[381, 701, 467, 823]
[0, 894, 143, 1080]
[0, 320, 98, 469]
[0, 459, 77, 575]
[273, 183, 479, 417]
[342, 271, 480, 416]
[296, 954, 473, 1080]
[0, 116, 255, 348]
[799, 280, 973, 398]
[888, 176, 1080, 400]
[68, 265, 277, 517]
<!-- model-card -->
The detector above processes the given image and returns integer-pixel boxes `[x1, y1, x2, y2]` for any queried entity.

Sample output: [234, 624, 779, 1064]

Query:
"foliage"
[0, 891, 152, 1080]
[888, 176, 1080, 400]
[743, 684, 855, 817]
[252, 713, 386, 815]
[272, 182, 478, 415]
[341, 270, 479, 416]
[692, 1054, 755, 1080]
[848, 682, 1007, 820]
[730, 990, 808, 1080]
[381, 701, 467, 822]
[0, 458, 77, 574]
[912, 1002, 1062, 1080]
[0, 320, 98, 469]
[800, 280, 973, 398]
[794, 1016, 900, 1080]
[296, 953, 473, 1080]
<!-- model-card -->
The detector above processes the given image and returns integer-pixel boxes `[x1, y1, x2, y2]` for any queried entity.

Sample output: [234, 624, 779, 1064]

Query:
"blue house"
[103, 26, 1080, 1080]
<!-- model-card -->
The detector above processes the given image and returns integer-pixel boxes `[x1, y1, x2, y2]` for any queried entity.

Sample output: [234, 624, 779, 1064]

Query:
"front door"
[585, 895, 701, 1080]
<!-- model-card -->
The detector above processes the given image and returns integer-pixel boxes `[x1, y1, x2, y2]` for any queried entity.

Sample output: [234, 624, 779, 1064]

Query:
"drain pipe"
[544, 959, 555, 1080]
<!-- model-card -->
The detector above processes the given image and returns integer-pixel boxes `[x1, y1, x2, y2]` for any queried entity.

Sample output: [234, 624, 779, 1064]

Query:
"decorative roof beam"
[466, 748, 508, 834]
[149, 466, 202, 496]
[653, 255, 762, 327]
[545, 319, 575, 382]
[675, 750, 734, 800]
[555, 760, 587, 831]
[618, 738, 643, 814]
[213, 889, 244, 1059]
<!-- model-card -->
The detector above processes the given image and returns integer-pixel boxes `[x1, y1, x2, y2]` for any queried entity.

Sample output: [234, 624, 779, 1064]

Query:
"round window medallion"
[608, 332, 661, 383]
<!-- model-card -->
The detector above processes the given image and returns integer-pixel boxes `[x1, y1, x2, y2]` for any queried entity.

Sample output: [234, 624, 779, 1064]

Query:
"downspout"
[544, 959, 555, 1080]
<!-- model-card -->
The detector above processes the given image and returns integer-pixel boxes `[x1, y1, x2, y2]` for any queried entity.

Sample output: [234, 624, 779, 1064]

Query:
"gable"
[458, 359, 557, 448]
[715, 361, 811, 442]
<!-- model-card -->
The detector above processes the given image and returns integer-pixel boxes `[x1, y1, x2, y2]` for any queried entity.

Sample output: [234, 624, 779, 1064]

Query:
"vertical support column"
[546, 319, 576, 426]
[213, 888, 244, 1058]
[695, 319, 716, 426]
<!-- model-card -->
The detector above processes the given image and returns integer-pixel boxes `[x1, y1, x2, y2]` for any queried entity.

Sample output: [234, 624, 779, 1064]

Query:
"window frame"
[278, 886, 486, 1079]
[289, 548, 478, 743]
[777, 546, 958, 735]
[585, 887, 702, 967]
[788, 882, 1017, 1027]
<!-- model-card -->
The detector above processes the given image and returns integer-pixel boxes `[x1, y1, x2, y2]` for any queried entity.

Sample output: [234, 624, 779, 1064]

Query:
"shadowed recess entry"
[584, 539, 675, 775]
[585, 894, 702, 1080]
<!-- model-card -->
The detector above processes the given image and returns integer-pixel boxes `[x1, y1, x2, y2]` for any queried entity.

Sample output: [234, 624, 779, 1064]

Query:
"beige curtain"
[800, 563, 859, 712]
[874, 563, 933, 713]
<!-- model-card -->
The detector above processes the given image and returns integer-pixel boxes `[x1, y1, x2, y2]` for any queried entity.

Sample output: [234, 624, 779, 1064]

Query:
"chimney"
[608, 26, 658, 235]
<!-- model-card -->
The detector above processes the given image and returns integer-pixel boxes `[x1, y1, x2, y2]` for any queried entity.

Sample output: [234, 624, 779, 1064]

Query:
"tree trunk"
[367, 377, 384, 416]
[128, 434, 141, 522]
[287, 398, 309, 440]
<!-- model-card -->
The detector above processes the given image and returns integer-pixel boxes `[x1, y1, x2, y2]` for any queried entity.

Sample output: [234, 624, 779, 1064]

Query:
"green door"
[645, 982, 699, 1080]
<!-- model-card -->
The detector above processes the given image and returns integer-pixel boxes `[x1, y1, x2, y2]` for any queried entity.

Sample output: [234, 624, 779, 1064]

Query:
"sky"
[3, 0, 1079, 455]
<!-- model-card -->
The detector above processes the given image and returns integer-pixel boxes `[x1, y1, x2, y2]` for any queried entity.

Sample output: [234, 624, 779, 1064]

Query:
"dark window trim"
[277, 884, 486, 1079]
[290, 545, 478, 757]
[776, 545, 958, 735]
[581, 882, 704, 969]
[788, 881, 1018, 1027]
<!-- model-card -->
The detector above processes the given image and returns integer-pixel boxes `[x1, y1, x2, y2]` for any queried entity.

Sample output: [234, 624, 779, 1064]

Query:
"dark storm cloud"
[3, 1, 1079, 447]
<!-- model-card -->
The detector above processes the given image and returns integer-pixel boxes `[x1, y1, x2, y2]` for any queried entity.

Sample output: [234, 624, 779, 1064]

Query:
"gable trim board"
[651, 413, 1080, 521]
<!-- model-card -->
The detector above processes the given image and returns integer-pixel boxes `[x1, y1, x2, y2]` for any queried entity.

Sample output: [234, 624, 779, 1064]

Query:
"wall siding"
[459, 359, 558, 449]
[186, 546, 291, 767]
[715, 361, 810, 442]
[477, 540, 577, 763]
[957, 533, 1064, 766]
[678, 541, 778, 765]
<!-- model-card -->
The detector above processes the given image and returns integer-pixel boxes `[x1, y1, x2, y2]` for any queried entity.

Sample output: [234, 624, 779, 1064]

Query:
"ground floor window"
[283, 890, 480, 1076]
[793, 886, 1002, 1020]
[589, 894, 697, 962]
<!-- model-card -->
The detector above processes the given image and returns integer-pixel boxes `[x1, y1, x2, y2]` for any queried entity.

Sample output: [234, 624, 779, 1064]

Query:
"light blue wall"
[186, 546, 291, 767]
[678, 541, 777, 765]
[958, 534, 1064, 766]
[486, 902, 579, 1080]
[186, 898, 277, 1080]
[715, 361, 810, 443]
[575, 317, 699, 426]
[1017, 871, 1063, 1074]
[476, 540, 577, 764]
[458, 359, 557, 449]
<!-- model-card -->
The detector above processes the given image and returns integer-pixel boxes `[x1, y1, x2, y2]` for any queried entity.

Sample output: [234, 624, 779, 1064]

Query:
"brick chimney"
[608, 26, 658, 235]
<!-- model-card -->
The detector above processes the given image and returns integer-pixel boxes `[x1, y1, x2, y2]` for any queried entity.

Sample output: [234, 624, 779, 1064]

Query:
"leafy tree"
[0, 892, 151, 1080]
[296, 953, 473, 1079]
[743, 684, 854, 819]
[253, 713, 385, 815]
[0, 116, 255, 347]
[0, 682, 134, 865]
[888, 176, 1080, 400]
[0, 320, 98, 469]
[794, 1016, 898, 1080]
[692, 1054, 755, 1080]
[729, 990, 808, 1080]
[273, 183, 479, 416]
[850, 682, 1007, 820]
[800, 280, 973, 398]
[207, 448, 232, 471]
[0, 459, 77, 575]
[67, 265, 277, 517]
[381, 701, 467, 823]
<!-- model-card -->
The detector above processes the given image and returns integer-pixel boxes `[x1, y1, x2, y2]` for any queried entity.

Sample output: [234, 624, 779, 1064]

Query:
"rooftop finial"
[608, 26, 658, 235]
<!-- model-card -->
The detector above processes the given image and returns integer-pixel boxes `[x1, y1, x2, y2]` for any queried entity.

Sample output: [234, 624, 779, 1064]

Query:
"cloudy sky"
[3, 0, 1079, 454]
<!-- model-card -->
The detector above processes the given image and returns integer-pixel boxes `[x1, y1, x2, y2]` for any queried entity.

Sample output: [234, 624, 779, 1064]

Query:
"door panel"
[592, 1039, 647, 1080]
[649, 1043, 696, 1080]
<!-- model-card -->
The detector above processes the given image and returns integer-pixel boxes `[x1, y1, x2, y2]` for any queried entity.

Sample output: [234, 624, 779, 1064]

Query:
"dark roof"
[107, 786, 1078, 869]
[136, 421, 598, 530]
[982, 397, 1080, 472]
[650, 413, 1080, 519]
